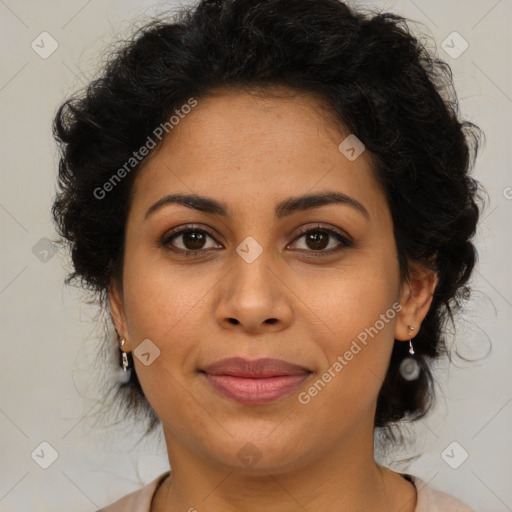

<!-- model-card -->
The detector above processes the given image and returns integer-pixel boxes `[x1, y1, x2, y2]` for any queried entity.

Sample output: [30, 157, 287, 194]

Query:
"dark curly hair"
[51, 0, 485, 443]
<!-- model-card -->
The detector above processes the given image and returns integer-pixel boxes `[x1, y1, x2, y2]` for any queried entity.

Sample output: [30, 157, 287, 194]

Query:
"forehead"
[129, 87, 385, 222]
[168, 86, 349, 153]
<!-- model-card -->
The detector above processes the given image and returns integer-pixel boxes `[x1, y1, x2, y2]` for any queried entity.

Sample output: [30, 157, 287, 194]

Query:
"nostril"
[228, 318, 239, 325]
[265, 318, 278, 324]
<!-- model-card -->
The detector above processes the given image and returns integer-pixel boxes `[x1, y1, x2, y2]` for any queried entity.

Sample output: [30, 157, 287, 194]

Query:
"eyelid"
[161, 222, 353, 255]
[291, 223, 353, 245]
[161, 224, 221, 249]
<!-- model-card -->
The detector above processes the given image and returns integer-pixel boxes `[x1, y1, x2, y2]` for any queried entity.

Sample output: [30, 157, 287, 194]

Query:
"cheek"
[122, 248, 208, 341]
[299, 295, 398, 430]
[301, 254, 399, 408]
[309, 259, 399, 347]
[120, 254, 208, 415]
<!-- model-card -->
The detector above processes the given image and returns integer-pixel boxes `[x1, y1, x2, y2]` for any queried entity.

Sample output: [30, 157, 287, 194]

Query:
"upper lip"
[200, 357, 311, 378]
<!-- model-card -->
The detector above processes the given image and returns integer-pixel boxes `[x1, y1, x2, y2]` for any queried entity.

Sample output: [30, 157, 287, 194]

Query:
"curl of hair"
[51, 0, 485, 440]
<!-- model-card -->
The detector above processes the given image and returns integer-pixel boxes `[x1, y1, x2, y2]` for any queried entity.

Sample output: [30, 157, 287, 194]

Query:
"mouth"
[198, 357, 313, 405]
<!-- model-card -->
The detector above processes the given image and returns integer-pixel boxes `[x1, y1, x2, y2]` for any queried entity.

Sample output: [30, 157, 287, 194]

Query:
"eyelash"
[160, 224, 353, 257]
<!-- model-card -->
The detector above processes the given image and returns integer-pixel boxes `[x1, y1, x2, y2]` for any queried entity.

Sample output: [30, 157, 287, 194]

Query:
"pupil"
[308, 232, 328, 250]
[184, 231, 205, 250]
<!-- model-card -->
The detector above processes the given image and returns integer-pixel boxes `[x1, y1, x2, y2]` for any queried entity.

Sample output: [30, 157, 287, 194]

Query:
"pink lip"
[201, 357, 310, 377]
[200, 357, 312, 405]
[199, 357, 312, 405]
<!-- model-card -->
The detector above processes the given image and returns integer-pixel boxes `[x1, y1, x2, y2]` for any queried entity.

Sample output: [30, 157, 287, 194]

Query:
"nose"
[215, 252, 293, 334]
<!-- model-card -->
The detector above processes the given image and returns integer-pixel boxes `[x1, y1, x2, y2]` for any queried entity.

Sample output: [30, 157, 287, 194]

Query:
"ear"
[394, 262, 438, 342]
[108, 281, 132, 351]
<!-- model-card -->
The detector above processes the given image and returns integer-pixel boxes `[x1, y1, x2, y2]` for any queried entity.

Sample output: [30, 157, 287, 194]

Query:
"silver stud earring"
[119, 338, 131, 371]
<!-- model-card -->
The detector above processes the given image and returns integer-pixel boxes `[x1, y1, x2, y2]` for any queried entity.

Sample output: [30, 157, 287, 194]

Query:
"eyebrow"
[144, 190, 370, 221]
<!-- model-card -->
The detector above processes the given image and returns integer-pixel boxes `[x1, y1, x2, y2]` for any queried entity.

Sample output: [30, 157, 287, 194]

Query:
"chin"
[201, 434, 313, 476]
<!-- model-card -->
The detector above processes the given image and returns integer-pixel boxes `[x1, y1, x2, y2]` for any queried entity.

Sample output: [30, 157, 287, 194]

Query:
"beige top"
[97, 471, 475, 511]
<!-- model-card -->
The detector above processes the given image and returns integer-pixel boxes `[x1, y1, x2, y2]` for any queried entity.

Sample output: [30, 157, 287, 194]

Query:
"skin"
[109, 86, 438, 512]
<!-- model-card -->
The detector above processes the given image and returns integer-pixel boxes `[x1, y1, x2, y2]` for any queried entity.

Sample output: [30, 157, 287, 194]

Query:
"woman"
[51, 0, 483, 510]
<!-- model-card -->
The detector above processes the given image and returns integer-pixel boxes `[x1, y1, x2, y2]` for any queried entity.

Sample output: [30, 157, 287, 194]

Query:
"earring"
[399, 325, 420, 381]
[408, 325, 415, 355]
[119, 338, 131, 371]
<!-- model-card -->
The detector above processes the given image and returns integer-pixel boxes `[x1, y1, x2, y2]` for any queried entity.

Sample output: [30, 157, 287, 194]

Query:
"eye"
[160, 223, 353, 257]
[161, 225, 221, 254]
[288, 224, 353, 256]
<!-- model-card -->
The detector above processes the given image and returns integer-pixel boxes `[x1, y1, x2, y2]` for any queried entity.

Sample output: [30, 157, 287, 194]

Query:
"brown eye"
[289, 225, 353, 256]
[161, 224, 352, 257]
[303, 231, 330, 251]
[179, 230, 208, 250]
[162, 227, 221, 254]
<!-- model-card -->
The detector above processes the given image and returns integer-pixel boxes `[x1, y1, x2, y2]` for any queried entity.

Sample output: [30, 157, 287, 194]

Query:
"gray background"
[0, 0, 510, 510]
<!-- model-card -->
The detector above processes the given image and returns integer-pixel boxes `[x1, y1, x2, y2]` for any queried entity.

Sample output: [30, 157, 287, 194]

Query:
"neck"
[152, 423, 416, 512]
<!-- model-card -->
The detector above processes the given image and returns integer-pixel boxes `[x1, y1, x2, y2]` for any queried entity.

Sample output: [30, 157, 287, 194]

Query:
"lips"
[200, 357, 310, 377]
[199, 357, 312, 405]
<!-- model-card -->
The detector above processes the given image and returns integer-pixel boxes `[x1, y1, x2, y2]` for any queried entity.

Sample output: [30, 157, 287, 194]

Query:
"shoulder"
[410, 475, 476, 512]
[96, 471, 170, 512]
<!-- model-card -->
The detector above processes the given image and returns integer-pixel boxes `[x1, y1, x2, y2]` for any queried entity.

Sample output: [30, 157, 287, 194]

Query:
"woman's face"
[109, 87, 435, 473]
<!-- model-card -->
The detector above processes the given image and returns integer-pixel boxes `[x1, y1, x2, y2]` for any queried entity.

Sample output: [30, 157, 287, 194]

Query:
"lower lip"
[201, 372, 312, 405]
